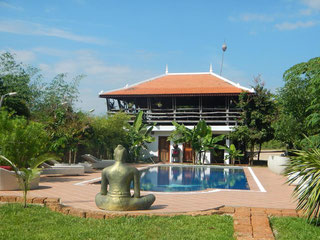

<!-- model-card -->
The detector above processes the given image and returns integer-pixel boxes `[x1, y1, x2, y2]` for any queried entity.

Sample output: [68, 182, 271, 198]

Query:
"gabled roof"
[99, 72, 254, 98]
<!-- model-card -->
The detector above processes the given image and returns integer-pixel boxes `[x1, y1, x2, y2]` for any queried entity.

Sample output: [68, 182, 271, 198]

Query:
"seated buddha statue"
[95, 145, 155, 211]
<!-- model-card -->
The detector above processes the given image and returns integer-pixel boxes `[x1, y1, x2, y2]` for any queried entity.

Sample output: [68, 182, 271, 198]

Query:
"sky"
[0, 0, 319, 115]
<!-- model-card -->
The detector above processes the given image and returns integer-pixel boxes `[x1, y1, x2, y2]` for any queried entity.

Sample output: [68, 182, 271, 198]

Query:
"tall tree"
[0, 52, 42, 117]
[31, 73, 88, 163]
[87, 112, 130, 159]
[275, 57, 320, 148]
[231, 77, 276, 165]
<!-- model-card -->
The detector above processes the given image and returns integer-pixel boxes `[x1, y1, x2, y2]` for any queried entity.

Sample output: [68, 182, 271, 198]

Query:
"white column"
[178, 143, 183, 163]
[224, 137, 230, 165]
[169, 140, 173, 163]
[204, 151, 211, 164]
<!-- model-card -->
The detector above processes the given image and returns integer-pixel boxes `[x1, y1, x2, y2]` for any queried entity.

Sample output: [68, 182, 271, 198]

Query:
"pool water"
[139, 165, 249, 192]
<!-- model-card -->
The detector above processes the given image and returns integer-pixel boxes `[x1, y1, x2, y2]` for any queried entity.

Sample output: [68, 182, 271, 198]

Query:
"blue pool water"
[139, 165, 249, 192]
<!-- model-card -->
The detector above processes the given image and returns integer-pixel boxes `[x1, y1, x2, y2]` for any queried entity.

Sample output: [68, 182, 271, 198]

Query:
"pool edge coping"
[74, 165, 267, 194]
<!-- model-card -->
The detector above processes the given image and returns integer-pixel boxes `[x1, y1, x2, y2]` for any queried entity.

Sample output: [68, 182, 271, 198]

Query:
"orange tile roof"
[100, 73, 252, 97]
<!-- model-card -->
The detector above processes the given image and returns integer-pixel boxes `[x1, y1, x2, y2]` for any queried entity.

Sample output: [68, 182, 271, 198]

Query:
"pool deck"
[0, 165, 297, 214]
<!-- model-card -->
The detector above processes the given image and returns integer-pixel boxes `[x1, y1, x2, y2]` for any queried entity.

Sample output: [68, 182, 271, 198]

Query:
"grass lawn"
[0, 204, 234, 240]
[270, 217, 320, 240]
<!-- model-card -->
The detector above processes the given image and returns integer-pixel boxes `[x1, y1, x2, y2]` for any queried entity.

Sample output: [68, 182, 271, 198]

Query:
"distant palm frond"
[285, 144, 320, 222]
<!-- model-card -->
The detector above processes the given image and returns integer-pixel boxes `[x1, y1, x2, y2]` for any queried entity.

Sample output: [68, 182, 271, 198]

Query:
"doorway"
[183, 142, 194, 163]
[159, 136, 170, 162]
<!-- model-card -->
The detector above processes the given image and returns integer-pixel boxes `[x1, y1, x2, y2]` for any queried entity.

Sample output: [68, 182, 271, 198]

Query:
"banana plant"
[126, 111, 155, 162]
[224, 144, 244, 165]
[169, 120, 225, 164]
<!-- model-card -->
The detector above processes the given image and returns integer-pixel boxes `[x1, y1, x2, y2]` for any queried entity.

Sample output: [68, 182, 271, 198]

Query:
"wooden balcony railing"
[108, 108, 241, 126]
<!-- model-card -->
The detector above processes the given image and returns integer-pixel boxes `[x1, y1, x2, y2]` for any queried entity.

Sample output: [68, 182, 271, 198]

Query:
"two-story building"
[99, 67, 253, 164]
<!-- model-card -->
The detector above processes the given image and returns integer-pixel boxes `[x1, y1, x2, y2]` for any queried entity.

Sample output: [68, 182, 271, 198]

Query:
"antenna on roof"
[165, 64, 168, 74]
[220, 40, 227, 76]
[209, 63, 213, 73]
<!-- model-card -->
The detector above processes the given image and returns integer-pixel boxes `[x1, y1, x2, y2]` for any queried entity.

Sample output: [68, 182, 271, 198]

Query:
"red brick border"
[0, 194, 304, 239]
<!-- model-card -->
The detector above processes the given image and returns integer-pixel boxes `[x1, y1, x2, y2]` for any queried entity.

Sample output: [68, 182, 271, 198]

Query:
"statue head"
[114, 145, 128, 163]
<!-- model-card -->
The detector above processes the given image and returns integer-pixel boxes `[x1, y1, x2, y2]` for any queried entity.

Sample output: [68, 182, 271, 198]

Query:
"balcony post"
[226, 96, 230, 125]
[173, 97, 176, 121]
[199, 96, 202, 120]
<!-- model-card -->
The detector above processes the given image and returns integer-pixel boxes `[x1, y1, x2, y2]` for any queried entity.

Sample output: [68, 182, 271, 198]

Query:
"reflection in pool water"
[139, 165, 249, 192]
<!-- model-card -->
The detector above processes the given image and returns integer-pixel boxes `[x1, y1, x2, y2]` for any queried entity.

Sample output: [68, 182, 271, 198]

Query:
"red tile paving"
[1, 166, 305, 240]
[0, 166, 296, 213]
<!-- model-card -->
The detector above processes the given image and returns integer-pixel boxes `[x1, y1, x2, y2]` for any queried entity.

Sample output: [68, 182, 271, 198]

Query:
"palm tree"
[0, 111, 57, 207]
[0, 154, 55, 208]
[285, 140, 320, 222]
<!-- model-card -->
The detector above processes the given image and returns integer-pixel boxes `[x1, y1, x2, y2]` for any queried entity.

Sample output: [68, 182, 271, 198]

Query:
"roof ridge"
[99, 73, 167, 97]
[209, 72, 254, 92]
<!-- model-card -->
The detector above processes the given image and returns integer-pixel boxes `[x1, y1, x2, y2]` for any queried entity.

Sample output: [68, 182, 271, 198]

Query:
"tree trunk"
[69, 150, 72, 165]
[22, 179, 28, 208]
[249, 144, 255, 166]
[192, 152, 195, 165]
[73, 150, 77, 164]
[257, 142, 262, 161]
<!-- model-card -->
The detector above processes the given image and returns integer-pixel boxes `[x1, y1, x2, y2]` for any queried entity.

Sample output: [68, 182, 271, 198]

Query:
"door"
[183, 142, 194, 163]
[159, 136, 170, 162]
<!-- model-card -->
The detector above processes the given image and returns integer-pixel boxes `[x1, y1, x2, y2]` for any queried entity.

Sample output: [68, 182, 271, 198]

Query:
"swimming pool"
[139, 165, 249, 192]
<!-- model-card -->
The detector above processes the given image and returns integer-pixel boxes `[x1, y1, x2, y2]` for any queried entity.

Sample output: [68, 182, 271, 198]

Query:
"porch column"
[224, 137, 230, 165]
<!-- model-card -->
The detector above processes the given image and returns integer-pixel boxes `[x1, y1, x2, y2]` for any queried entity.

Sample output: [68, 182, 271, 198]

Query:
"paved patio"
[0, 165, 297, 214]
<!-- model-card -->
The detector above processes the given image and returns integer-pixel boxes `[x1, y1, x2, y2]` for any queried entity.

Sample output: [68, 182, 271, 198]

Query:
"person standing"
[172, 144, 181, 163]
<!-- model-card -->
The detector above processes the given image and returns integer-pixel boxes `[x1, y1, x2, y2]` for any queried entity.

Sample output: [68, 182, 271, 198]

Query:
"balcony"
[108, 107, 241, 126]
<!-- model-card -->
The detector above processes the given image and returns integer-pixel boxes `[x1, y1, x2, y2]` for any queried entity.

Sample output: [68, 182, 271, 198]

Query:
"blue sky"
[0, 0, 319, 114]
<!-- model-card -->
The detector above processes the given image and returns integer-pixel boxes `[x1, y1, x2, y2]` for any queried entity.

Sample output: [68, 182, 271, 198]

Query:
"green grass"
[270, 217, 320, 240]
[0, 204, 234, 240]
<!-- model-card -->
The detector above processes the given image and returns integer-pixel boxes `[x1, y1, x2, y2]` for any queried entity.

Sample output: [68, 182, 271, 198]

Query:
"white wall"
[146, 125, 233, 164]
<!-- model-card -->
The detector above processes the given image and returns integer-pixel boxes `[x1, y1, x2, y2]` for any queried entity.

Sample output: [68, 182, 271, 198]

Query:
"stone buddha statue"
[95, 145, 156, 211]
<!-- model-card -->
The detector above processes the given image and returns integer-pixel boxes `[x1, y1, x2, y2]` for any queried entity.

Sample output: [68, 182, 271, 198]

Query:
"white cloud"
[299, 8, 313, 15]
[44, 6, 57, 14]
[40, 50, 131, 77]
[38, 63, 50, 73]
[0, 49, 36, 63]
[275, 20, 317, 30]
[0, 1, 23, 11]
[75, 88, 107, 115]
[41, 51, 157, 115]
[0, 20, 105, 44]
[240, 13, 274, 22]
[299, 0, 320, 15]
[301, 0, 320, 10]
[11, 49, 36, 63]
[33, 47, 69, 57]
[2, 47, 157, 115]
